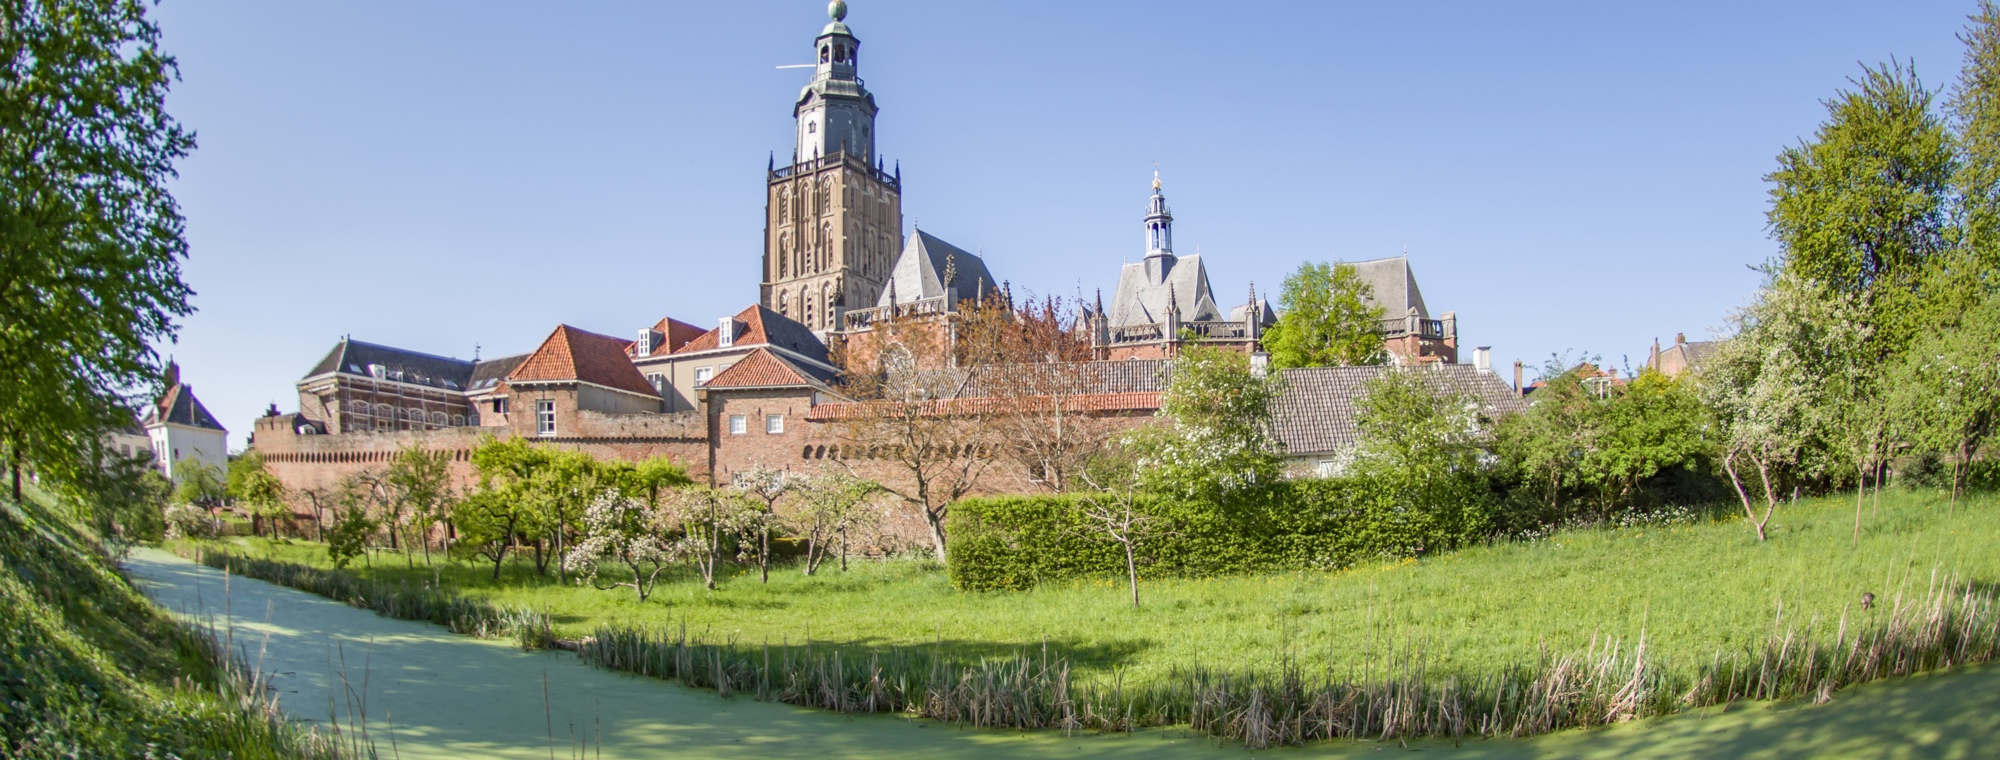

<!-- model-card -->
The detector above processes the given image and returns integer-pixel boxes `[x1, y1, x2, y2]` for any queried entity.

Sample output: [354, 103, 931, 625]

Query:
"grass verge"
[1, 488, 342, 759]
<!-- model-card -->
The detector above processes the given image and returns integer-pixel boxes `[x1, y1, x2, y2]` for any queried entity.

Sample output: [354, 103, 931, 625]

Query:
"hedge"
[945, 478, 1490, 591]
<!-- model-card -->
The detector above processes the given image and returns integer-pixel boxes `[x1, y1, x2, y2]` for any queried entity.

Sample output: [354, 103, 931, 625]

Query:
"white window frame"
[536, 399, 556, 437]
[695, 366, 714, 386]
[765, 414, 784, 434]
[647, 372, 666, 393]
[729, 415, 747, 435]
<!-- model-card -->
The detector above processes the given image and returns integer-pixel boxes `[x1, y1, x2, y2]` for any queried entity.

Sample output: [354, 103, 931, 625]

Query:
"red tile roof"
[703, 348, 820, 389]
[671, 304, 827, 363]
[804, 392, 1160, 421]
[630, 317, 709, 358]
[507, 324, 658, 397]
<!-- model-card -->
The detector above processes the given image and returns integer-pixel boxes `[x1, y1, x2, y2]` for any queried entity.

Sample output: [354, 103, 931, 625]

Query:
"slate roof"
[304, 338, 477, 391]
[1271, 364, 1526, 456]
[467, 353, 529, 393]
[144, 384, 227, 432]
[959, 359, 1170, 398]
[1348, 257, 1430, 320]
[875, 230, 998, 307]
[672, 304, 830, 365]
[1107, 253, 1224, 329]
[507, 325, 658, 397]
[703, 347, 840, 391]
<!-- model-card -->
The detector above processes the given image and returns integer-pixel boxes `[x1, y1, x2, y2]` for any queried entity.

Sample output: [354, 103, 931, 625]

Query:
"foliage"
[1129, 344, 1284, 500]
[383, 443, 455, 564]
[2, 485, 338, 758]
[957, 295, 1116, 493]
[788, 470, 882, 575]
[0, 0, 197, 498]
[171, 458, 224, 508]
[226, 451, 287, 536]
[1343, 368, 1493, 555]
[1954, 0, 2000, 274]
[1697, 275, 1869, 540]
[322, 482, 377, 570]
[1496, 365, 1714, 527]
[1263, 260, 1387, 369]
[161, 502, 218, 540]
[1888, 289, 2000, 503]
[729, 463, 798, 583]
[664, 484, 760, 590]
[563, 489, 680, 602]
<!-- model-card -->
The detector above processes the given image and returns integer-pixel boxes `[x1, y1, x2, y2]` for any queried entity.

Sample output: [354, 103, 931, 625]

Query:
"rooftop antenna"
[474, 343, 481, 361]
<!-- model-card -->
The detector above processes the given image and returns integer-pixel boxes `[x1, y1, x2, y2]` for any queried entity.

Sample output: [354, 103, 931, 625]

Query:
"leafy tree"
[1581, 369, 1712, 510]
[729, 464, 798, 583]
[171, 459, 224, 509]
[1697, 276, 1866, 541]
[563, 489, 678, 602]
[1889, 290, 2000, 509]
[1129, 344, 1284, 500]
[1495, 359, 1603, 521]
[0, 0, 197, 502]
[789, 470, 881, 574]
[664, 485, 759, 590]
[384, 444, 455, 565]
[226, 451, 287, 538]
[1346, 368, 1491, 553]
[1263, 261, 1386, 369]
[324, 494, 377, 570]
[1951, 0, 2000, 274]
[616, 456, 691, 512]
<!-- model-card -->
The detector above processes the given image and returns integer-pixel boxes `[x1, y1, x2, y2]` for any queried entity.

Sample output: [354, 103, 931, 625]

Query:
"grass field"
[191, 489, 1996, 689]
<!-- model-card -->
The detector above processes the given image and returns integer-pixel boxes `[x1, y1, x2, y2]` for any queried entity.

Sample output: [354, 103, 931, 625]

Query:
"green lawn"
[190, 489, 1995, 691]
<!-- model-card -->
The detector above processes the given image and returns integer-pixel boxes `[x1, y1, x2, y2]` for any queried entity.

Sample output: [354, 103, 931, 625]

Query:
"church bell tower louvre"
[762, 0, 904, 334]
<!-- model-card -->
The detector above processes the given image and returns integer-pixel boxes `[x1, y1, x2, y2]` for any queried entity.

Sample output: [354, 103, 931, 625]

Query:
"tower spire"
[1143, 170, 1175, 285]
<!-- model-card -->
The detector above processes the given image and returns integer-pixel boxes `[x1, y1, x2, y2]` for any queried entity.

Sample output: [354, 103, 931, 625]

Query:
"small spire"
[1152, 161, 1161, 191]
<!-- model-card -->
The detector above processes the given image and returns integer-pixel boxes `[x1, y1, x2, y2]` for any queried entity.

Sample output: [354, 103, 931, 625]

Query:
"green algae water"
[125, 548, 1998, 759]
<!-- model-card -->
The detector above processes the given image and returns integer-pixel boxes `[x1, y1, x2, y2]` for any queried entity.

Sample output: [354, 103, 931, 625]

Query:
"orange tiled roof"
[630, 317, 709, 358]
[508, 324, 658, 397]
[671, 304, 826, 362]
[703, 348, 819, 389]
[805, 392, 1160, 421]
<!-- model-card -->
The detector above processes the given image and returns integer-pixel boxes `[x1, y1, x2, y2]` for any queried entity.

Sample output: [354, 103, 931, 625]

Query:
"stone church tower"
[762, 0, 904, 333]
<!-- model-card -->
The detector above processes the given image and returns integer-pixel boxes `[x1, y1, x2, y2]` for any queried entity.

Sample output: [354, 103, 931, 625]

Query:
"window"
[493, 398, 508, 414]
[377, 405, 395, 418]
[536, 399, 556, 437]
[765, 414, 784, 434]
[452, 414, 466, 427]
[376, 419, 390, 432]
[647, 373, 666, 393]
[352, 401, 370, 415]
[695, 366, 714, 386]
[430, 412, 447, 426]
[729, 414, 746, 435]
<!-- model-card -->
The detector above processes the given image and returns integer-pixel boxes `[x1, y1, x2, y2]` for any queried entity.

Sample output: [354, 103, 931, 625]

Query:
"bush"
[161, 503, 219, 540]
[947, 478, 1495, 591]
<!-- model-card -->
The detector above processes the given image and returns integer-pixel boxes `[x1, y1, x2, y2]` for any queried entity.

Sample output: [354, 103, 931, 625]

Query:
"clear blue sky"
[153, 1, 1976, 446]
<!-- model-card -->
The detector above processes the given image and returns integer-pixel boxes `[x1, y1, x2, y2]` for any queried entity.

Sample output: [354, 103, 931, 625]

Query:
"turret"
[1143, 171, 1174, 285]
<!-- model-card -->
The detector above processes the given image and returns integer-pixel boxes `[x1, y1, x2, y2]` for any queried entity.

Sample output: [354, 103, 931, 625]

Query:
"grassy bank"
[182, 490, 2000, 745]
[1, 488, 340, 759]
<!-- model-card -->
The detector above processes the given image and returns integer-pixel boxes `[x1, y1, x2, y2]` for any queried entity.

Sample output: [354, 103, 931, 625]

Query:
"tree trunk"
[921, 503, 949, 563]
[1123, 540, 1140, 609]
[759, 525, 770, 584]
[1722, 451, 1767, 542]
[1853, 464, 1865, 548]
[839, 524, 849, 572]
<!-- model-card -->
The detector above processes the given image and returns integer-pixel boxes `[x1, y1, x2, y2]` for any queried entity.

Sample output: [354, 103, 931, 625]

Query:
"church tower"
[762, 0, 903, 333]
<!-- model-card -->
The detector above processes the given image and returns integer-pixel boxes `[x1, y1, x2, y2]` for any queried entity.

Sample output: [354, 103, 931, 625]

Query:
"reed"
[188, 548, 554, 649]
[577, 570, 2000, 748]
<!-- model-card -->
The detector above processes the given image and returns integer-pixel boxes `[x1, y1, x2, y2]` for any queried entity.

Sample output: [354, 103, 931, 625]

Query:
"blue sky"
[154, 1, 1976, 444]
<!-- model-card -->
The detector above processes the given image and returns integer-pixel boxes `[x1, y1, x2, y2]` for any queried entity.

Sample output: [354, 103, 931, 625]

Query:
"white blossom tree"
[730, 464, 800, 583]
[563, 489, 679, 602]
[789, 471, 882, 574]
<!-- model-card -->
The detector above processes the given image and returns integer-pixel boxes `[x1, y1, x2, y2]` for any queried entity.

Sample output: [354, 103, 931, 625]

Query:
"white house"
[142, 370, 228, 482]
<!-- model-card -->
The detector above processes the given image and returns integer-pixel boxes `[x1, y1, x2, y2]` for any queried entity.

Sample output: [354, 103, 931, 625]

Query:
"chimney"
[717, 316, 738, 348]
[1513, 360, 1524, 394]
[1473, 346, 1492, 374]
[1675, 332, 1686, 346]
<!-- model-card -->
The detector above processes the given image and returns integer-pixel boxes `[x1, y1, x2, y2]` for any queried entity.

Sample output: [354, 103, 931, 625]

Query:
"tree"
[789, 470, 880, 574]
[1697, 276, 1865, 541]
[564, 489, 678, 602]
[1951, 1, 2000, 274]
[1263, 261, 1386, 369]
[1495, 359, 1604, 522]
[226, 451, 287, 538]
[172, 459, 224, 509]
[831, 315, 993, 561]
[956, 295, 1111, 493]
[0, 0, 197, 503]
[1347, 368, 1491, 553]
[324, 485, 377, 570]
[384, 443, 455, 565]
[1075, 457, 1167, 609]
[1128, 343, 1284, 501]
[664, 485, 757, 590]
[729, 464, 798, 583]
[1889, 291, 2000, 509]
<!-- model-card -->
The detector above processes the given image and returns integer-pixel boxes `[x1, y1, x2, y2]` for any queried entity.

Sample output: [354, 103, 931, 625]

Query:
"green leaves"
[1264, 261, 1387, 370]
[1132, 345, 1285, 500]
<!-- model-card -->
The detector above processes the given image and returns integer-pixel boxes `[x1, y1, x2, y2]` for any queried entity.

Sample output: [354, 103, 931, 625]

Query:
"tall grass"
[188, 548, 556, 649]
[578, 568, 1999, 747]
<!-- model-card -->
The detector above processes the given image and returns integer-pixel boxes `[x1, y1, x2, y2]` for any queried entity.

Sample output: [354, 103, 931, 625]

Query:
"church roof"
[876, 230, 997, 308]
[305, 338, 477, 390]
[1348, 257, 1430, 320]
[1107, 253, 1223, 329]
[145, 384, 226, 432]
[507, 325, 658, 398]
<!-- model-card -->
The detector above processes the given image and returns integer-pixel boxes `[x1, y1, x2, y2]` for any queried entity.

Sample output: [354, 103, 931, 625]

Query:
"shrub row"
[947, 478, 1490, 592]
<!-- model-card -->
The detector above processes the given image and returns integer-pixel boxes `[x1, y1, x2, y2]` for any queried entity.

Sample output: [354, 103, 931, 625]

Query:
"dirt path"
[124, 548, 1997, 759]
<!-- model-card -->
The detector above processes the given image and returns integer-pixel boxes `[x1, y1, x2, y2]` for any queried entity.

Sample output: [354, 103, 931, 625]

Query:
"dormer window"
[717, 317, 738, 348]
